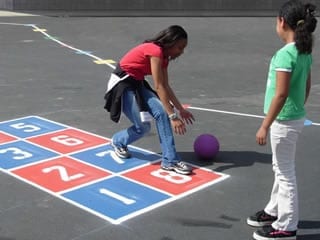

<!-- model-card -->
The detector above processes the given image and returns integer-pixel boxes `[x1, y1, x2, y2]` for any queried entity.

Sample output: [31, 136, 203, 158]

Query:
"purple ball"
[193, 134, 220, 160]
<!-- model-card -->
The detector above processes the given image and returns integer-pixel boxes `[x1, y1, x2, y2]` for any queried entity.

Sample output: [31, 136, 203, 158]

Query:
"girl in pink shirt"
[105, 25, 194, 175]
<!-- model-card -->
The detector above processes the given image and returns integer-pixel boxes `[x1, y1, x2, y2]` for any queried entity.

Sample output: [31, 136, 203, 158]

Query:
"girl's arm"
[150, 56, 187, 135]
[305, 72, 311, 104]
[162, 69, 183, 111]
[256, 71, 290, 145]
[150, 56, 175, 115]
[163, 69, 194, 124]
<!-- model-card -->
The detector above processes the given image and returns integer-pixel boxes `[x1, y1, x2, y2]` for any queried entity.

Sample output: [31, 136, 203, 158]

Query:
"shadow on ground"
[179, 151, 271, 172]
[297, 233, 320, 240]
[297, 220, 320, 240]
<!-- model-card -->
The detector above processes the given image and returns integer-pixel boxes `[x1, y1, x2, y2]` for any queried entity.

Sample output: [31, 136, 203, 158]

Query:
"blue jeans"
[112, 85, 180, 167]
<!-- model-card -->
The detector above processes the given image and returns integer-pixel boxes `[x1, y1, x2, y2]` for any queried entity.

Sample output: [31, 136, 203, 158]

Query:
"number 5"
[10, 123, 40, 133]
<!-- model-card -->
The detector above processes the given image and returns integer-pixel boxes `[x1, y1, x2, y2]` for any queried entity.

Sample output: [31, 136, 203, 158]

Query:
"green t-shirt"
[264, 42, 312, 120]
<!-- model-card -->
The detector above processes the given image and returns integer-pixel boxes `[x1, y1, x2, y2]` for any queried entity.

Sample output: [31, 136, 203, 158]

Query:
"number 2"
[42, 166, 84, 182]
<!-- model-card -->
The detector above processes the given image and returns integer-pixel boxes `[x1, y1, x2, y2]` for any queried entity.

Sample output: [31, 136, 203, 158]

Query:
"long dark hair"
[144, 25, 188, 49]
[279, 0, 317, 54]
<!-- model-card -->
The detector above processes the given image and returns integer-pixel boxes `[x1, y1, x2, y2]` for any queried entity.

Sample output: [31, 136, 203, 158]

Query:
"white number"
[99, 188, 135, 205]
[151, 169, 192, 184]
[42, 166, 84, 181]
[95, 150, 125, 164]
[0, 147, 33, 160]
[51, 135, 83, 146]
[10, 122, 41, 132]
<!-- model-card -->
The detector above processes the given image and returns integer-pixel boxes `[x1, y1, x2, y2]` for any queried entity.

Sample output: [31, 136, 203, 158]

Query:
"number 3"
[0, 147, 33, 160]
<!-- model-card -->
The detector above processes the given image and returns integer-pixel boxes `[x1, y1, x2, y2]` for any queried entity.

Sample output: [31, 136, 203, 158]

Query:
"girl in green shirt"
[247, 1, 317, 239]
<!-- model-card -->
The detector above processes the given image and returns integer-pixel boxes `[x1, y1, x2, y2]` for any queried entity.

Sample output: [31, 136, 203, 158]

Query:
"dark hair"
[279, 0, 317, 54]
[144, 25, 188, 49]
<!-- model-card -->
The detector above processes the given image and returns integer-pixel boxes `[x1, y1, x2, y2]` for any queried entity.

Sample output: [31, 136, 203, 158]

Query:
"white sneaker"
[111, 142, 131, 159]
[161, 161, 192, 175]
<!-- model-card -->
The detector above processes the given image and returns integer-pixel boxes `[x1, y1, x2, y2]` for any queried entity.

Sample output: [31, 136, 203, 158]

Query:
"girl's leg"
[141, 87, 179, 166]
[112, 89, 151, 148]
[269, 119, 304, 231]
[264, 171, 279, 217]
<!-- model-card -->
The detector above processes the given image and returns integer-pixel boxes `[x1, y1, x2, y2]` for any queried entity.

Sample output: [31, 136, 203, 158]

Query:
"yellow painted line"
[33, 28, 47, 32]
[94, 59, 116, 65]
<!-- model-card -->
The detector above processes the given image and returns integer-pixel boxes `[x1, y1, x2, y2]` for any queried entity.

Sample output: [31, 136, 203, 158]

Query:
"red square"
[12, 156, 110, 192]
[0, 132, 17, 144]
[123, 162, 224, 195]
[27, 128, 109, 154]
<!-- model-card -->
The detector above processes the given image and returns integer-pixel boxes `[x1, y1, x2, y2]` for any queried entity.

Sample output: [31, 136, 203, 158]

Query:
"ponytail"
[279, 0, 317, 54]
[295, 3, 317, 54]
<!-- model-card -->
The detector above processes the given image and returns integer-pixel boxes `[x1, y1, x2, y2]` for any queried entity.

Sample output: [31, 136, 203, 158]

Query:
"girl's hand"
[179, 109, 195, 125]
[256, 126, 268, 145]
[171, 118, 187, 135]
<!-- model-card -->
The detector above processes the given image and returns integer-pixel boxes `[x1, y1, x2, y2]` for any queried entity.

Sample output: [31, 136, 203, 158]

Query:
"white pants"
[264, 119, 304, 231]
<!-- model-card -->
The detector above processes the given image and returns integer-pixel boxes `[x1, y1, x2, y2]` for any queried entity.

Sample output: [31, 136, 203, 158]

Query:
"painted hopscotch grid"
[0, 116, 229, 224]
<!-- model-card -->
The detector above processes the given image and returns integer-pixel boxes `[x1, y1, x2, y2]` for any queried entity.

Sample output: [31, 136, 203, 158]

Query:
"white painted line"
[0, 11, 37, 17]
[0, 22, 31, 26]
[187, 106, 320, 126]
[188, 106, 264, 119]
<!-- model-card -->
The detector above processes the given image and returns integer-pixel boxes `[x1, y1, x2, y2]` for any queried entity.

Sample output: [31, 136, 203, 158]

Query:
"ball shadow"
[178, 150, 271, 172]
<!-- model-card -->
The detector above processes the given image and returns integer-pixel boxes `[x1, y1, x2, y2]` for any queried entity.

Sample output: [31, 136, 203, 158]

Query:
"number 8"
[151, 169, 191, 184]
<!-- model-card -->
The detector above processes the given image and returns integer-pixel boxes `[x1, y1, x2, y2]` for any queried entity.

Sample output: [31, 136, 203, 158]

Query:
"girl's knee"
[153, 108, 167, 120]
[135, 122, 151, 135]
[142, 122, 151, 133]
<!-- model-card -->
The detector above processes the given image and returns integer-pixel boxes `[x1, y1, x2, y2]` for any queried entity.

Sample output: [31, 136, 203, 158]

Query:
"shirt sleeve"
[144, 43, 169, 68]
[144, 43, 163, 58]
[274, 49, 294, 72]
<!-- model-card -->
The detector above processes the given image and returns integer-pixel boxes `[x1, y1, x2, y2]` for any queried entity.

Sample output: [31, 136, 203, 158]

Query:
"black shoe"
[111, 142, 131, 159]
[247, 210, 277, 227]
[161, 161, 192, 175]
[253, 225, 296, 240]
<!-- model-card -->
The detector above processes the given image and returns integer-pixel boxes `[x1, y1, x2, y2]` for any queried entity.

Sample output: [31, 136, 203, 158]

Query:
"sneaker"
[161, 161, 192, 175]
[111, 142, 131, 159]
[253, 225, 296, 240]
[247, 210, 277, 227]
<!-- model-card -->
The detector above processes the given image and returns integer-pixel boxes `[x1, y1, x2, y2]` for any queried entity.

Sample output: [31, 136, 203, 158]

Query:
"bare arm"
[150, 56, 188, 134]
[256, 71, 290, 145]
[150, 56, 175, 115]
[163, 70, 194, 124]
[305, 72, 311, 104]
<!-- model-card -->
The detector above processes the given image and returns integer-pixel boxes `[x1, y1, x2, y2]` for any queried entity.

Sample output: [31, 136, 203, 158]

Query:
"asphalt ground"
[0, 11, 320, 240]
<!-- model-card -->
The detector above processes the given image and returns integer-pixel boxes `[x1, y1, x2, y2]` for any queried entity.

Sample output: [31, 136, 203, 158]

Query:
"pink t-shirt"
[119, 42, 169, 80]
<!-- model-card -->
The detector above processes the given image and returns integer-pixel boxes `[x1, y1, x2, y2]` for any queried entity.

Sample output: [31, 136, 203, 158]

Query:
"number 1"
[99, 188, 135, 205]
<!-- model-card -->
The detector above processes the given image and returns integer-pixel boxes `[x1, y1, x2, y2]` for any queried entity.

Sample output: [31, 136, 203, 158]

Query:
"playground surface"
[0, 11, 320, 240]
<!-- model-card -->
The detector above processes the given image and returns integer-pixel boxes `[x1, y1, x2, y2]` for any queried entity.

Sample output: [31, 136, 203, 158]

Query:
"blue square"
[62, 176, 170, 223]
[0, 141, 58, 169]
[71, 144, 160, 173]
[0, 116, 66, 138]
